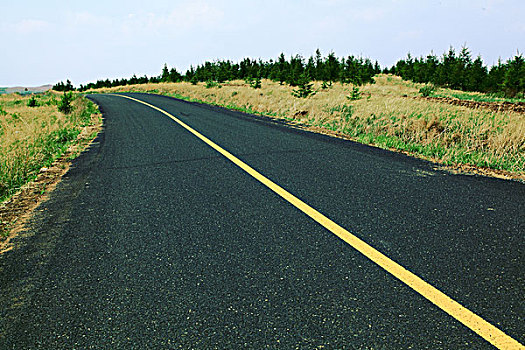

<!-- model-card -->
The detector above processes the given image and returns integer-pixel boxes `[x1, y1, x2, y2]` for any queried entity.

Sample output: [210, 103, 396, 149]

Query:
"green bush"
[27, 96, 38, 107]
[58, 92, 74, 114]
[347, 87, 362, 101]
[250, 77, 262, 89]
[321, 81, 332, 89]
[419, 84, 436, 97]
[205, 80, 219, 89]
[291, 74, 315, 98]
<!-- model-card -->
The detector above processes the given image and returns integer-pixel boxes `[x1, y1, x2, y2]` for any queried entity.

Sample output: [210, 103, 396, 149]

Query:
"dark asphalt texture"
[0, 93, 523, 349]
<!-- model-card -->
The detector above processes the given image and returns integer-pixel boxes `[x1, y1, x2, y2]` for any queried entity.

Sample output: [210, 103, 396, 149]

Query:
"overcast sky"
[1, 0, 523, 87]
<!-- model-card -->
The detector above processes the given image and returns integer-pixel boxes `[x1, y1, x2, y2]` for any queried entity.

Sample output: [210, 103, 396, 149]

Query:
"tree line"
[54, 47, 524, 98]
[56, 50, 380, 92]
[387, 47, 524, 97]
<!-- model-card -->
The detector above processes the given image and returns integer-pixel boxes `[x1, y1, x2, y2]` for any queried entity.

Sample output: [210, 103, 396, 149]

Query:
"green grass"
[0, 127, 78, 202]
[0, 93, 100, 202]
[434, 91, 525, 103]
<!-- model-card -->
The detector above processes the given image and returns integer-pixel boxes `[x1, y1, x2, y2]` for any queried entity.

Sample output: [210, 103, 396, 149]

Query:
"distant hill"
[0, 84, 53, 95]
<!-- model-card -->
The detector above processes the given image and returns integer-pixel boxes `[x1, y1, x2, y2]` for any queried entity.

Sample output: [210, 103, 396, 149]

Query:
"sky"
[1, 0, 523, 87]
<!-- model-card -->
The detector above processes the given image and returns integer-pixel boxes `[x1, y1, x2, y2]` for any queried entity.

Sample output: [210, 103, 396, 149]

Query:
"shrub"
[58, 92, 74, 114]
[321, 81, 332, 89]
[419, 84, 436, 97]
[27, 96, 38, 107]
[291, 74, 315, 98]
[347, 87, 362, 101]
[250, 77, 262, 89]
[205, 80, 219, 89]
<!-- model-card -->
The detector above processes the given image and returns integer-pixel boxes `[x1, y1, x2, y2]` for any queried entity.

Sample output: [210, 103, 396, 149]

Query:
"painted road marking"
[112, 94, 523, 350]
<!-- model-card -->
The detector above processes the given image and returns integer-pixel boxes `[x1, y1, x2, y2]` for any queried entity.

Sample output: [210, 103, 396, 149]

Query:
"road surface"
[0, 93, 523, 349]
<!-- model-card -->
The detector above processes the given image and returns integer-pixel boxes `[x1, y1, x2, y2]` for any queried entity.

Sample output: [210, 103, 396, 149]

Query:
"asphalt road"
[0, 93, 523, 349]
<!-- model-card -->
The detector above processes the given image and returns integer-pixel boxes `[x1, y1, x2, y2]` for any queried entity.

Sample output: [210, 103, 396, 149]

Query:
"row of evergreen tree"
[57, 47, 523, 98]
[53, 79, 75, 92]
[388, 47, 524, 97]
[183, 51, 380, 86]
[69, 50, 380, 92]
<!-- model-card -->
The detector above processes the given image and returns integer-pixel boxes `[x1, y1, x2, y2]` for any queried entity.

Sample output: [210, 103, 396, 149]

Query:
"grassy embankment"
[0, 92, 100, 205]
[90, 74, 524, 176]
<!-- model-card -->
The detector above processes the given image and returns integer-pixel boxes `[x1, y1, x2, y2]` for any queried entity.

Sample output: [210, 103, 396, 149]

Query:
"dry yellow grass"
[89, 75, 524, 175]
[0, 92, 100, 202]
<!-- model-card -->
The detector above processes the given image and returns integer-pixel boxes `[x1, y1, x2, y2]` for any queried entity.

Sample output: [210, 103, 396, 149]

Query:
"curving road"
[0, 93, 523, 349]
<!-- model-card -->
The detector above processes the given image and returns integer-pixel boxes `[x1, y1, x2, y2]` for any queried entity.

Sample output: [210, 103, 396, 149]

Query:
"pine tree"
[161, 63, 170, 82]
[291, 73, 315, 98]
[503, 54, 525, 97]
[324, 52, 339, 84]
[169, 68, 182, 82]
[466, 56, 487, 91]
[58, 92, 74, 114]
[314, 49, 323, 80]
[287, 55, 305, 86]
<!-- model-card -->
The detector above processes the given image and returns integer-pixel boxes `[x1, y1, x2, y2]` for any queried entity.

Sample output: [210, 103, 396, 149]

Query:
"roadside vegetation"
[70, 50, 380, 92]
[0, 91, 100, 204]
[64, 46, 524, 101]
[54, 47, 523, 177]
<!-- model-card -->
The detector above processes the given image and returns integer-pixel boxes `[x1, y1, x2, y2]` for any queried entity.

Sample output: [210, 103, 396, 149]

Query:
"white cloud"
[68, 12, 112, 27]
[350, 7, 386, 22]
[167, 2, 224, 29]
[10, 19, 51, 34]
[119, 1, 224, 36]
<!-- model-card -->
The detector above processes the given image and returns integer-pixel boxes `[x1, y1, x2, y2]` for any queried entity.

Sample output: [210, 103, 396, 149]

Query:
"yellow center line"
[112, 93, 523, 350]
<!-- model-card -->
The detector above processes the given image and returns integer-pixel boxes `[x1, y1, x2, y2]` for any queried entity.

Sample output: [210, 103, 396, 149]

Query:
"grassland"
[0, 92, 100, 203]
[89, 74, 524, 177]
